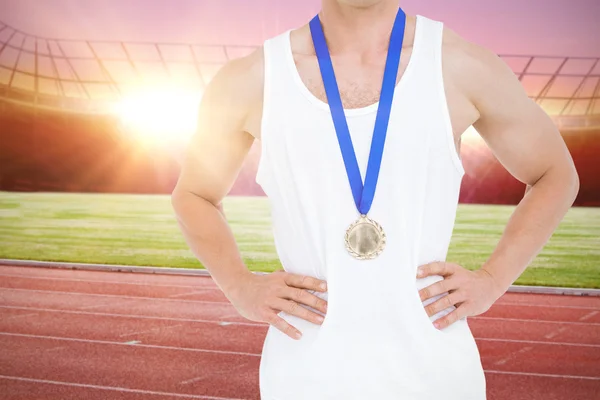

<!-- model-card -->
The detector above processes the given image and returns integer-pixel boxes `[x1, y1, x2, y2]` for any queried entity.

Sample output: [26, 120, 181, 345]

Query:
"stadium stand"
[0, 20, 598, 204]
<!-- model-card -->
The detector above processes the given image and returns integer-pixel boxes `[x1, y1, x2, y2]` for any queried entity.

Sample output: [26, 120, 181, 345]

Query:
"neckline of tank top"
[282, 13, 425, 117]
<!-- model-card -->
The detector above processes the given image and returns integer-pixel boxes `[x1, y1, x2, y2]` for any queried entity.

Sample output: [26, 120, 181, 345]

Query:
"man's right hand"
[224, 270, 328, 340]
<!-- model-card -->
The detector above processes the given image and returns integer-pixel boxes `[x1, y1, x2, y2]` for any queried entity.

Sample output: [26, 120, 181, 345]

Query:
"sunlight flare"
[113, 85, 203, 145]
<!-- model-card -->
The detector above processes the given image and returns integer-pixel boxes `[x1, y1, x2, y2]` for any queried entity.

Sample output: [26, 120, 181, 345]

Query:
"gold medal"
[344, 214, 386, 260]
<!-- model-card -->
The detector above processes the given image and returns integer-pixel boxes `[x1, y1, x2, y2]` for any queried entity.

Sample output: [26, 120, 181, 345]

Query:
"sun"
[113, 85, 203, 146]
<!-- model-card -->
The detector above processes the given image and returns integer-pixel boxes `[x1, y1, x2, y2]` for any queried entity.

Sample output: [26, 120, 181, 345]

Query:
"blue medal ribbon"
[309, 8, 406, 215]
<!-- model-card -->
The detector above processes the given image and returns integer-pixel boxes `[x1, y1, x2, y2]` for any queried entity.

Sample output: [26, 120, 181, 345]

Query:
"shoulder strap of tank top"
[414, 15, 444, 66]
[413, 15, 442, 64]
[418, 16, 465, 175]
[260, 30, 292, 129]
[262, 30, 293, 81]
[260, 30, 295, 116]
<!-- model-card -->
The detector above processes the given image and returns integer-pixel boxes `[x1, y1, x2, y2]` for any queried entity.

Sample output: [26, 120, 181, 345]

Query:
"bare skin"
[171, 0, 579, 339]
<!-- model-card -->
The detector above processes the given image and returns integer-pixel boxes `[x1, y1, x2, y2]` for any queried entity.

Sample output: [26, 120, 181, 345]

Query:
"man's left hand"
[417, 261, 505, 330]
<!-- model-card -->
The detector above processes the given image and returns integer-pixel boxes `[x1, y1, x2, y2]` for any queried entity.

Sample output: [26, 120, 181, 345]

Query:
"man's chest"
[297, 53, 407, 109]
[248, 48, 478, 153]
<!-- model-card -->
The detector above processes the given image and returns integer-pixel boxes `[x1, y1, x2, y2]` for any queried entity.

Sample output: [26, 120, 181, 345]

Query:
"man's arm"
[171, 48, 328, 339]
[464, 39, 580, 293]
[171, 50, 260, 294]
[416, 32, 580, 330]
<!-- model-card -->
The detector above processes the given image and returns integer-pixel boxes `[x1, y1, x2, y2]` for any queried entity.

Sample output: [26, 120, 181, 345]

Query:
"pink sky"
[0, 0, 598, 56]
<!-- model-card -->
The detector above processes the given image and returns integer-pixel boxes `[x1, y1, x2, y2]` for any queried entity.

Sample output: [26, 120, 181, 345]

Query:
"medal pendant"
[345, 214, 386, 260]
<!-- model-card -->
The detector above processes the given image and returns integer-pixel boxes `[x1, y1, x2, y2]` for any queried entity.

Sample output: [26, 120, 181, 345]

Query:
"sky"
[0, 0, 599, 56]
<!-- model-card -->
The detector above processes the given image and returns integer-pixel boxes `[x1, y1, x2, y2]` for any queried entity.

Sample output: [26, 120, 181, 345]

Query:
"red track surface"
[0, 265, 598, 400]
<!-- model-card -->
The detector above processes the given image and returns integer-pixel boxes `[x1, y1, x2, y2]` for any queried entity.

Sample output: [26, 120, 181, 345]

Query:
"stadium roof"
[0, 18, 599, 123]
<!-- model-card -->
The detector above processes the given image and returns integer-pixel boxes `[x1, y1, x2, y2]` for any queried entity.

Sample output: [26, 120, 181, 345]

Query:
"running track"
[0, 265, 598, 400]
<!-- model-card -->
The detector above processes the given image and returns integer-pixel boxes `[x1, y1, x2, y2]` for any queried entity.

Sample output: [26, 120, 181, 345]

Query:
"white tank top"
[255, 14, 486, 400]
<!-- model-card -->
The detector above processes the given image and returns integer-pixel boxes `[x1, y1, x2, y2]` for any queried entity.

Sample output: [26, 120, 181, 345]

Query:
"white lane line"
[579, 310, 599, 321]
[3, 287, 598, 314]
[0, 305, 264, 327]
[0, 375, 246, 399]
[471, 316, 600, 326]
[3, 303, 600, 332]
[0, 273, 218, 290]
[493, 302, 600, 311]
[0, 332, 261, 357]
[5, 287, 597, 317]
[0, 287, 230, 305]
[476, 337, 600, 348]
[485, 370, 600, 381]
[2, 309, 598, 348]
[2, 344, 598, 385]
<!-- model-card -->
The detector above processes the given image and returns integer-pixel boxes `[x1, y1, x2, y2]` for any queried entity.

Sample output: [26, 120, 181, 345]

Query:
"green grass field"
[0, 191, 598, 288]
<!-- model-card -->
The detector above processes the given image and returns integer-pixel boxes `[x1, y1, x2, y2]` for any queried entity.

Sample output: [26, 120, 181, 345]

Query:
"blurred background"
[0, 0, 599, 287]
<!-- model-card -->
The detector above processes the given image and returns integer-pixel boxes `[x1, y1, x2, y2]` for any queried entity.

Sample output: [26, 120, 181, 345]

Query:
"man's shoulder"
[441, 24, 503, 74]
[204, 46, 265, 109]
[440, 24, 517, 105]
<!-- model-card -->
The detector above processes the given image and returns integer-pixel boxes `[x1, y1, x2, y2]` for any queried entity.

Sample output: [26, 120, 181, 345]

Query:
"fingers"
[265, 312, 303, 340]
[423, 291, 464, 317]
[417, 261, 455, 278]
[272, 298, 325, 326]
[284, 272, 328, 292]
[282, 285, 328, 314]
[418, 277, 458, 302]
[432, 304, 468, 329]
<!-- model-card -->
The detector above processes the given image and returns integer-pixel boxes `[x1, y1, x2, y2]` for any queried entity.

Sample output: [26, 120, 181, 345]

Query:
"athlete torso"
[251, 12, 488, 399]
